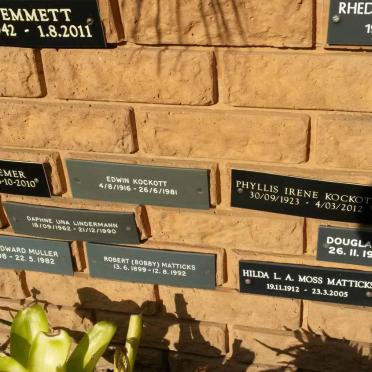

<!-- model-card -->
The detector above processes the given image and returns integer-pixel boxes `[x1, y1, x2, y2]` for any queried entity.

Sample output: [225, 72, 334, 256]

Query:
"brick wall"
[0, 1, 371, 371]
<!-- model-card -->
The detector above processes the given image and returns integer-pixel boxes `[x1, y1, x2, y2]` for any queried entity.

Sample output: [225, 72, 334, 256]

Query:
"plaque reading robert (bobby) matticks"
[231, 169, 372, 224]
[240, 261, 372, 307]
[87, 243, 216, 289]
[0, 0, 106, 48]
[3, 202, 140, 244]
[66, 159, 210, 210]
[0, 235, 73, 275]
[328, 0, 372, 46]
[0, 160, 51, 197]
[317, 226, 372, 267]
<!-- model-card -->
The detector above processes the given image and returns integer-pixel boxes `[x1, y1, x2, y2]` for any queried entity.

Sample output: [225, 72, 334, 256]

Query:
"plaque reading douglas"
[231, 170, 372, 223]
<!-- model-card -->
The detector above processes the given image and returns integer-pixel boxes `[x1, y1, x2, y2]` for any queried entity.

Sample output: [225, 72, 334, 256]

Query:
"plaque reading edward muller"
[87, 243, 216, 289]
[240, 261, 372, 307]
[67, 159, 210, 210]
[231, 169, 372, 224]
[3, 202, 140, 244]
[0, 235, 73, 275]
[0, 0, 106, 48]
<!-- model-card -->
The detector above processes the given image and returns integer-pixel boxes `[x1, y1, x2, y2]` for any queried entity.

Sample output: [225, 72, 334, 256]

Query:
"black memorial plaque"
[240, 261, 372, 307]
[66, 159, 210, 210]
[231, 169, 372, 224]
[328, 0, 372, 45]
[0, 160, 51, 197]
[0, 235, 73, 275]
[0, 0, 106, 48]
[87, 243, 216, 289]
[317, 226, 372, 267]
[3, 202, 140, 244]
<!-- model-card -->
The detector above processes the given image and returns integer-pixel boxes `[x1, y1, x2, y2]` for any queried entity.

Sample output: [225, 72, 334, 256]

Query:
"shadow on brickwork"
[71, 288, 255, 371]
[258, 328, 372, 372]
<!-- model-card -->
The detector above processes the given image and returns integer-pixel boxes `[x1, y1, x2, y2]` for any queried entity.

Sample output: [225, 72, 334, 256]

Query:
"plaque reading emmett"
[231, 169, 372, 224]
[87, 243, 216, 289]
[67, 159, 210, 210]
[317, 226, 372, 267]
[328, 0, 372, 45]
[0, 235, 73, 275]
[240, 261, 372, 307]
[0, 160, 51, 197]
[3, 202, 140, 244]
[0, 0, 106, 48]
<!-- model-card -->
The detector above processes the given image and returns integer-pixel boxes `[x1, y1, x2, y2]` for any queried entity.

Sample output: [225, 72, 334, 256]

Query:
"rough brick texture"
[42, 47, 216, 105]
[121, 0, 313, 47]
[0, 101, 136, 153]
[137, 108, 310, 163]
[0, 48, 42, 98]
[224, 52, 372, 111]
[316, 113, 372, 170]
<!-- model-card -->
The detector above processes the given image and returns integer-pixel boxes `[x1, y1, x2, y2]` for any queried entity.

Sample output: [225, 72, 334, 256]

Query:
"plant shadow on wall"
[258, 327, 372, 372]
[73, 288, 255, 371]
[129, 0, 248, 45]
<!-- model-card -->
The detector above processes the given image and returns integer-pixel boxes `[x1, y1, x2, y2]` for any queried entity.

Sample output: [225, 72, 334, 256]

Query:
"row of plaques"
[0, 234, 216, 289]
[1, 233, 371, 307]
[0, 0, 370, 48]
[3, 159, 372, 225]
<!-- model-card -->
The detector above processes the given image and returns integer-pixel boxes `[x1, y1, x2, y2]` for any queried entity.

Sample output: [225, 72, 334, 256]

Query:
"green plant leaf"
[66, 321, 117, 372]
[113, 347, 128, 372]
[0, 355, 27, 372]
[10, 304, 49, 368]
[124, 315, 142, 372]
[28, 330, 71, 372]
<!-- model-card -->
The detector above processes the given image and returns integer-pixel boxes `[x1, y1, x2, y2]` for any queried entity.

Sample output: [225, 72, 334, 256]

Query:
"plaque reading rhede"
[328, 0, 372, 45]
[231, 170, 372, 224]
[67, 159, 210, 210]
[0, 0, 106, 48]
[240, 261, 372, 307]
[3, 202, 139, 244]
[0, 235, 73, 275]
[87, 243, 216, 289]
[0, 160, 51, 197]
[317, 226, 372, 267]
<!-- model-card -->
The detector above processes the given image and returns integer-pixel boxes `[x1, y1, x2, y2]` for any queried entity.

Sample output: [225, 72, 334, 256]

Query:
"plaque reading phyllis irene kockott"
[240, 261, 372, 307]
[328, 0, 372, 46]
[0, 235, 73, 275]
[87, 243, 216, 289]
[0, 160, 51, 197]
[67, 159, 210, 210]
[0, 0, 106, 48]
[231, 169, 372, 224]
[317, 226, 372, 267]
[3, 202, 140, 244]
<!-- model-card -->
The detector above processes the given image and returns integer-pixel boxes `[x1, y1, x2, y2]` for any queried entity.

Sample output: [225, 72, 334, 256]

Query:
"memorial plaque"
[240, 261, 372, 307]
[0, 160, 51, 197]
[3, 202, 140, 244]
[67, 159, 210, 210]
[328, 0, 372, 46]
[231, 169, 372, 224]
[0, 0, 106, 48]
[87, 243, 216, 289]
[317, 226, 372, 267]
[0, 235, 73, 275]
